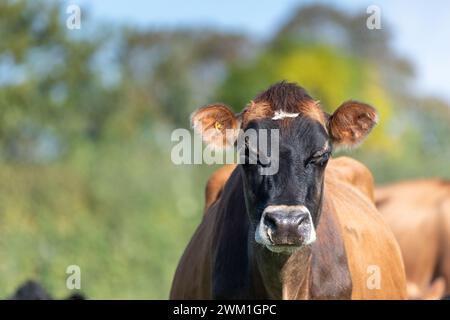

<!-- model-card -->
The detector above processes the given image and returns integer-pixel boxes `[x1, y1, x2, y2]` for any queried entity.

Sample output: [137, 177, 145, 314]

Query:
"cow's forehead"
[241, 99, 327, 130]
[245, 115, 330, 155]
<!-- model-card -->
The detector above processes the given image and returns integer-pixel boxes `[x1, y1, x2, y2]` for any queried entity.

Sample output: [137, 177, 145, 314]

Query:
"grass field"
[0, 136, 218, 299]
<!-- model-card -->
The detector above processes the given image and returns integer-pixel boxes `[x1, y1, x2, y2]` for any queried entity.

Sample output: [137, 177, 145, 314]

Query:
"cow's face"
[191, 83, 378, 254]
[240, 116, 329, 253]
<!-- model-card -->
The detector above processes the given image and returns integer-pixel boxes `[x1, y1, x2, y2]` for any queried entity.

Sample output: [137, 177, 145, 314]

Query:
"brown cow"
[375, 179, 450, 299]
[170, 82, 406, 299]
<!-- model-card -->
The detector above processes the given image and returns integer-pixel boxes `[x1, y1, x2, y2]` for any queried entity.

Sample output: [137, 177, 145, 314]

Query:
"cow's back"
[326, 156, 375, 202]
[326, 177, 407, 299]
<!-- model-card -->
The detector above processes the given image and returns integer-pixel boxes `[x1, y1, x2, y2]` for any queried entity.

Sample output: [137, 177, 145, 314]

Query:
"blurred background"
[0, 0, 449, 299]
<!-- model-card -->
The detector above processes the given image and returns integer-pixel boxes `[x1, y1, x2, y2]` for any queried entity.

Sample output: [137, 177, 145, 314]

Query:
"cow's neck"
[252, 243, 313, 299]
[243, 171, 323, 299]
[249, 185, 353, 300]
[249, 194, 353, 300]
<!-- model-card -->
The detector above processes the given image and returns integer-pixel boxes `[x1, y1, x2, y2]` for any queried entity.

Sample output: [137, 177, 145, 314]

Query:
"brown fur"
[326, 157, 375, 202]
[241, 101, 274, 127]
[241, 83, 325, 127]
[326, 176, 406, 299]
[298, 100, 326, 126]
[329, 101, 378, 148]
[191, 104, 240, 148]
[375, 179, 450, 299]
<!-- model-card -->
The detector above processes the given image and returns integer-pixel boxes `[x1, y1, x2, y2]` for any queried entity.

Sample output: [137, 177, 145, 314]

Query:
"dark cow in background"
[170, 82, 406, 299]
[376, 179, 450, 299]
[8, 280, 85, 300]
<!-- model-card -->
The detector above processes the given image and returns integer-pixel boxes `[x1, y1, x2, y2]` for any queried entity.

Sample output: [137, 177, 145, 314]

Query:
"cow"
[170, 82, 406, 299]
[204, 156, 375, 212]
[375, 179, 450, 299]
[8, 280, 85, 300]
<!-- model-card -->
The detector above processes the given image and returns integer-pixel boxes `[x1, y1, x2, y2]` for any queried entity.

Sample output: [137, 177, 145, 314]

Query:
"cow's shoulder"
[325, 177, 407, 299]
[327, 156, 375, 202]
[204, 164, 237, 211]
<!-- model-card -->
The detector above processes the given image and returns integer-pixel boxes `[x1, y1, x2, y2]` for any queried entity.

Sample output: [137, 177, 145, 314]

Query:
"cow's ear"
[328, 101, 378, 149]
[191, 103, 240, 149]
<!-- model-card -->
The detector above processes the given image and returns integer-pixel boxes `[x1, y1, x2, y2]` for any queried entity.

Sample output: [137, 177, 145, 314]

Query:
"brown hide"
[326, 176, 406, 299]
[325, 157, 375, 202]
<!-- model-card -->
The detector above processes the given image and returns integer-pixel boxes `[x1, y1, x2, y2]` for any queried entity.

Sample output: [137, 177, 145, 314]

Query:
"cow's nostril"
[264, 211, 308, 230]
[263, 213, 278, 231]
[297, 214, 309, 227]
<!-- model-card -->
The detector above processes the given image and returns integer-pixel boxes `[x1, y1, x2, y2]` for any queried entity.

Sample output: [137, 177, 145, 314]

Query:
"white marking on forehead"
[272, 110, 299, 120]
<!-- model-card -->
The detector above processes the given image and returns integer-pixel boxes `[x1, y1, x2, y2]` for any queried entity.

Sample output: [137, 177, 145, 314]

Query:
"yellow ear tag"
[214, 121, 223, 132]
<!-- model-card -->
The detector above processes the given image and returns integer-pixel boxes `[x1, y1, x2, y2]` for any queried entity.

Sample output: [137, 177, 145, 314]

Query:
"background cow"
[170, 82, 406, 299]
[8, 280, 85, 300]
[376, 179, 450, 299]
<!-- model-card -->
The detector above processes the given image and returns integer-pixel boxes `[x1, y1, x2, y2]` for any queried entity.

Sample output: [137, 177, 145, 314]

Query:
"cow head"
[191, 82, 378, 254]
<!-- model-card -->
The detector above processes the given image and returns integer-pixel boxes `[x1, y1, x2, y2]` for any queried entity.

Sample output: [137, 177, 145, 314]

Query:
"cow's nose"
[263, 211, 309, 246]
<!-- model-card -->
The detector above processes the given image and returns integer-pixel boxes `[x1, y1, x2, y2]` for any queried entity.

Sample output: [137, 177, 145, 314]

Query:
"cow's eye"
[307, 151, 331, 166]
[242, 137, 271, 168]
[257, 156, 271, 168]
[244, 149, 271, 168]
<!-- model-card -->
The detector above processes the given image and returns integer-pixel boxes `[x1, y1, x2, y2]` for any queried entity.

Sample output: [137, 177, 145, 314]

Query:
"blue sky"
[71, 0, 450, 103]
